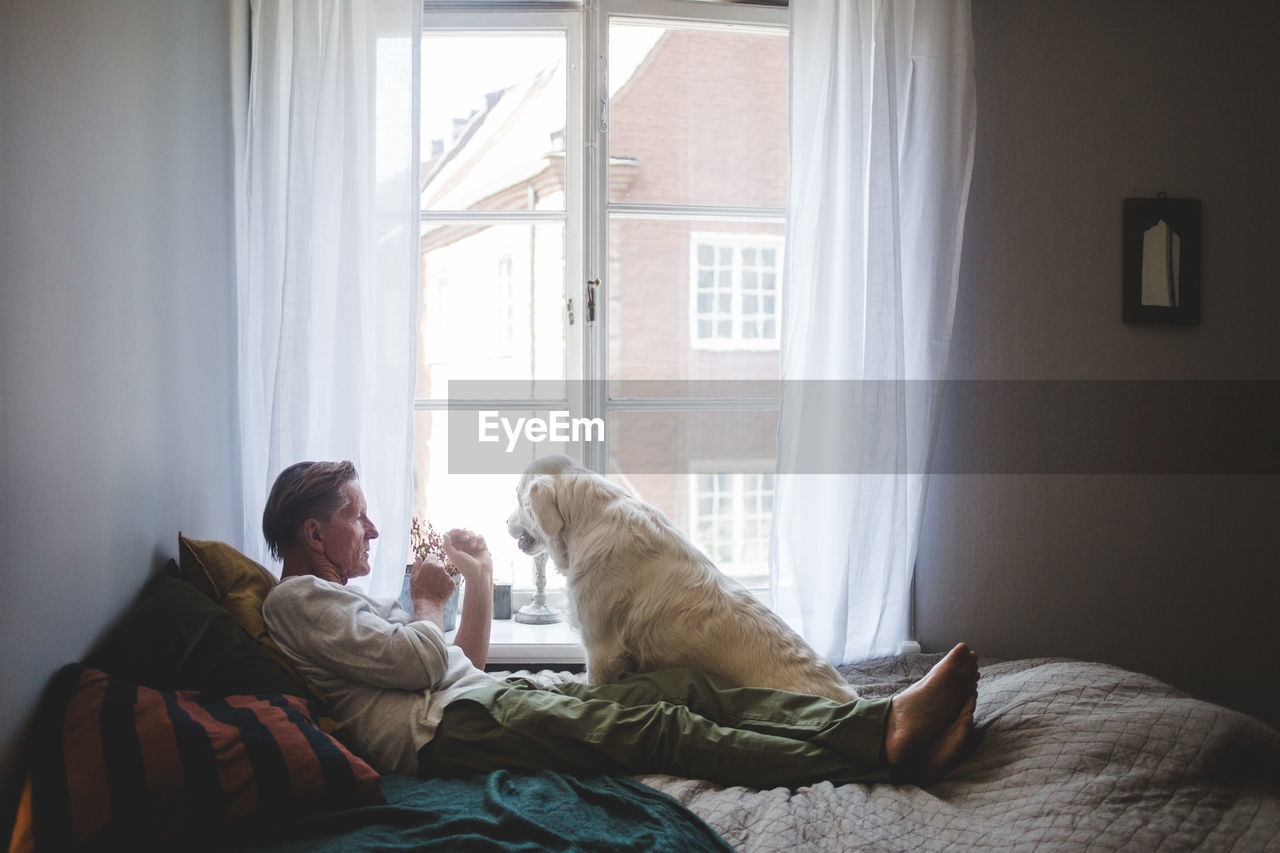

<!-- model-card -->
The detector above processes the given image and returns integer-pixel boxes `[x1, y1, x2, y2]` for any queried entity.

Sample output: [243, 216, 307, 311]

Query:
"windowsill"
[449, 617, 585, 669]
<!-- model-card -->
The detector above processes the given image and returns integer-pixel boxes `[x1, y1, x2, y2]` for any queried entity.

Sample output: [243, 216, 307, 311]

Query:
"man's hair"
[262, 460, 359, 559]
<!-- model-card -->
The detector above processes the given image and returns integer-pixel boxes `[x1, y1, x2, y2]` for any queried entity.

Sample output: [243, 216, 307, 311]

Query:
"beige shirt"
[262, 574, 495, 774]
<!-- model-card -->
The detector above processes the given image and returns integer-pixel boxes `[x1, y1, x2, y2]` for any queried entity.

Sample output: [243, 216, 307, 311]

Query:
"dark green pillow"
[83, 566, 312, 699]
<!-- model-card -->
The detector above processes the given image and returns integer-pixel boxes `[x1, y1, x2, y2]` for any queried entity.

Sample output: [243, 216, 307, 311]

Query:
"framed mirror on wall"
[1123, 194, 1202, 325]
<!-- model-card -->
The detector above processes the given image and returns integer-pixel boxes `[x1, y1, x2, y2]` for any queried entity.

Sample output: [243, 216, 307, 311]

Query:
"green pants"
[418, 668, 893, 788]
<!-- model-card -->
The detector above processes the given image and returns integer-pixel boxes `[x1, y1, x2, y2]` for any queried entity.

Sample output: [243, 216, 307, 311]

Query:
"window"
[691, 234, 782, 349]
[692, 469, 774, 589]
[414, 1, 788, 629]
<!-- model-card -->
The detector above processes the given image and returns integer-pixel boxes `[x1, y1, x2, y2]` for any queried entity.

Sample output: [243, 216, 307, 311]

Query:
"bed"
[8, 537, 1279, 851]
[640, 654, 1280, 850]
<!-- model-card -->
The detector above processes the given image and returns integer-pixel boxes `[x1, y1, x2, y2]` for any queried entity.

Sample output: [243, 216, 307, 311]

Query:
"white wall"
[0, 0, 241, 803]
[916, 1, 1280, 728]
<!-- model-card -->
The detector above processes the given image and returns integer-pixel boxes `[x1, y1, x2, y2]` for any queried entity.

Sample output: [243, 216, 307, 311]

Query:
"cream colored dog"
[506, 454, 858, 702]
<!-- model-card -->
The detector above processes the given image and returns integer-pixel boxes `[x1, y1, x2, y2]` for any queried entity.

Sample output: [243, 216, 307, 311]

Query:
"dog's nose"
[506, 510, 521, 536]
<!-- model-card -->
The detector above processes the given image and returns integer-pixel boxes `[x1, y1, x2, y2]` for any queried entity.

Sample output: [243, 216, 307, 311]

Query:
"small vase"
[443, 584, 461, 632]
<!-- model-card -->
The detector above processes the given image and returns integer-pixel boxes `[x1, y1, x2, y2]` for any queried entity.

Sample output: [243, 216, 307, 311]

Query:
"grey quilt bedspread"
[622, 655, 1280, 852]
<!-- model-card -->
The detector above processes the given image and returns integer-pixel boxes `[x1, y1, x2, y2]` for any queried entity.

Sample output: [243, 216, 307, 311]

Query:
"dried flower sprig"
[410, 516, 459, 578]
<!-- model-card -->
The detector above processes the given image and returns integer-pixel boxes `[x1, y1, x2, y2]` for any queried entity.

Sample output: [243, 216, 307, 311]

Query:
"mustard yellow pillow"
[177, 534, 277, 642]
[176, 534, 326, 709]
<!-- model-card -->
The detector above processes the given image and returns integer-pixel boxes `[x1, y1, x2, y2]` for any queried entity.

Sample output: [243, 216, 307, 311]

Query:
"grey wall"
[917, 1, 1280, 728]
[0, 0, 241, 802]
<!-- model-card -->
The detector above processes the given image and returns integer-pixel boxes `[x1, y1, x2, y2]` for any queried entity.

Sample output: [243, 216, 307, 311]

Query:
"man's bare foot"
[897, 695, 976, 785]
[883, 643, 979, 783]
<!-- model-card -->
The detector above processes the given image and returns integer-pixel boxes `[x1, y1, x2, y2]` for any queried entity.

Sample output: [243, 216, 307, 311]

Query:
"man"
[261, 461, 979, 787]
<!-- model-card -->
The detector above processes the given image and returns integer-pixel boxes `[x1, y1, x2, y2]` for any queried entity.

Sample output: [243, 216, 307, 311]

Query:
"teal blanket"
[235, 771, 733, 852]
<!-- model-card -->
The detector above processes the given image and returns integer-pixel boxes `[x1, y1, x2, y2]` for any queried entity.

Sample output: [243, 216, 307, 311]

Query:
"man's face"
[317, 481, 379, 584]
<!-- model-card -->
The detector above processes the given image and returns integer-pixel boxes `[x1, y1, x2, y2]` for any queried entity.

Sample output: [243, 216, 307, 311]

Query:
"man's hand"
[442, 528, 493, 669]
[408, 555, 456, 627]
[442, 528, 494, 586]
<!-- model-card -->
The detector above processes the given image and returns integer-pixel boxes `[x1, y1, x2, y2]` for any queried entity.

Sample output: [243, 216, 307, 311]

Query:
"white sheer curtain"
[238, 0, 420, 599]
[773, 0, 976, 661]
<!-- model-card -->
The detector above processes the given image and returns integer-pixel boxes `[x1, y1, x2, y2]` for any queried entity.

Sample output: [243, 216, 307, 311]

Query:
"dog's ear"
[525, 474, 564, 540]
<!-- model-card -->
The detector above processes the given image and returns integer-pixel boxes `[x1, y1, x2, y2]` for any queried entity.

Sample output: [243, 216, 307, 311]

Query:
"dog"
[506, 454, 858, 702]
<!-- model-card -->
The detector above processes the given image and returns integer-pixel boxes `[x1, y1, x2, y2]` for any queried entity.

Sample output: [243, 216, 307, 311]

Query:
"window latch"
[567, 298, 575, 326]
[586, 279, 600, 324]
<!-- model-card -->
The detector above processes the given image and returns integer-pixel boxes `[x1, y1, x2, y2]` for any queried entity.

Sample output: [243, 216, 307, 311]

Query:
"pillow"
[83, 568, 312, 699]
[177, 534, 324, 708]
[177, 534, 278, 644]
[29, 665, 382, 849]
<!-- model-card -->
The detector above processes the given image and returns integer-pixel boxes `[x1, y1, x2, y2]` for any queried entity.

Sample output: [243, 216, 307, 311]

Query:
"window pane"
[417, 222, 566, 399]
[411, 410, 565, 593]
[421, 32, 567, 212]
[607, 217, 783, 382]
[608, 22, 788, 208]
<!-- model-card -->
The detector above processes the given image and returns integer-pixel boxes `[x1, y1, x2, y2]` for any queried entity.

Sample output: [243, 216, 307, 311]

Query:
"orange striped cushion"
[30, 665, 382, 848]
